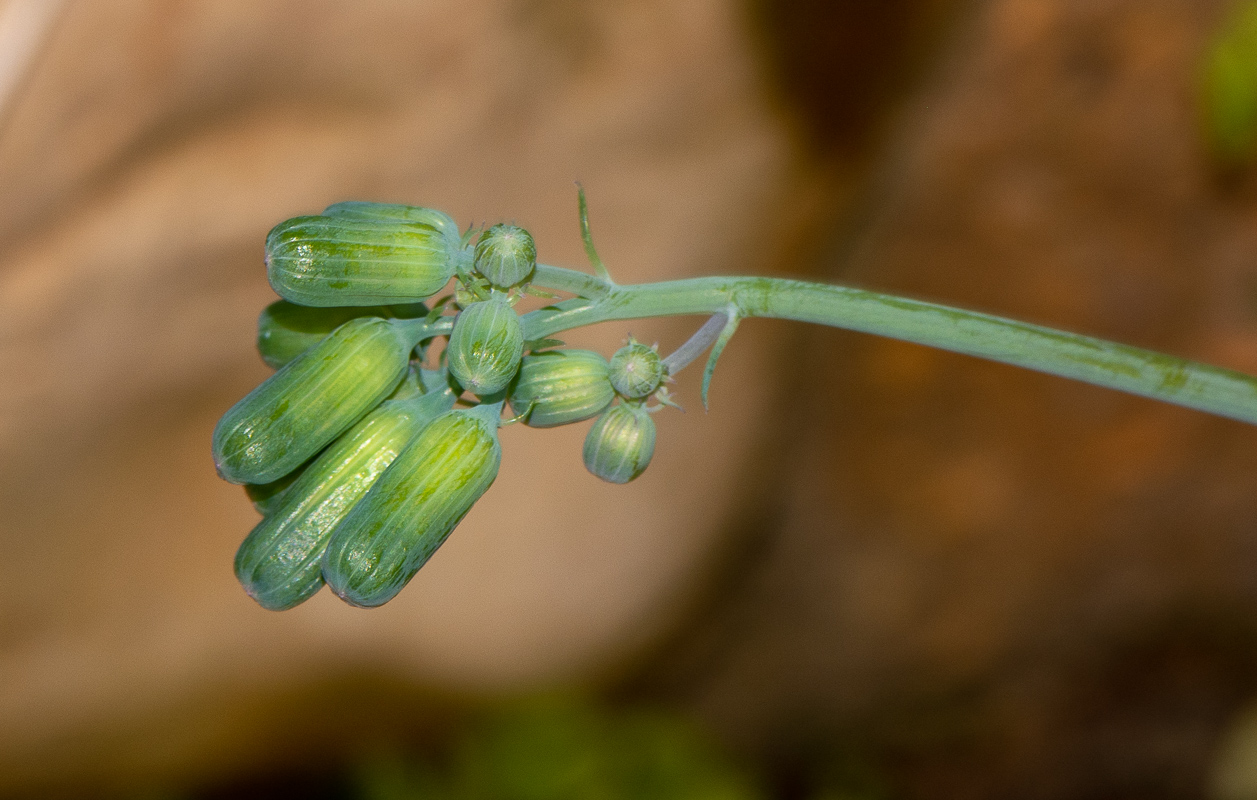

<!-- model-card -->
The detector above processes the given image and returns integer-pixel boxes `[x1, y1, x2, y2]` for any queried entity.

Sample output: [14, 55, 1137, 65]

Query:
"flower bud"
[257, 300, 427, 369]
[235, 388, 456, 611]
[608, 340, 665, 399]
[447, 297, 524, 396]
[583, 403, 656, 484]
[213, 317, 410, 485]
[474, 224, 536, 288]
[322, 402, 503, 608]
[243, 462, 309, 516]
[266, 215, 459, 306]
[508, 349, 614, 427]
[322, 201, 460, 243]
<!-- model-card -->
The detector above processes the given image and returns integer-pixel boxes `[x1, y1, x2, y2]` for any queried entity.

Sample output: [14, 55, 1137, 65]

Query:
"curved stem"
[525, 266, 1257, 426]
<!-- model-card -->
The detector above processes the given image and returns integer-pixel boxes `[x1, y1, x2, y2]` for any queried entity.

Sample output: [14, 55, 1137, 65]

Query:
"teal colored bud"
[608, 340, 665, 399]
[213, 317, 410, 485]
[243, 461, 309, 516]
[257, 300, 427, 370]
[322, 201, 461, 243]
[447, 297, 524, 396]
[266, 215, 459, 306]
[474, 224, 536, 288]
[583, 403, 656, 484]
[322, 402, 503, 608]
[235, 388, 456, 611]
[508, 349, 614, 428]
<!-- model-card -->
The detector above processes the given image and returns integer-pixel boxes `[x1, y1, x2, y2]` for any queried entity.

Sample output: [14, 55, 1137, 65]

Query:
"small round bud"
[322, 402, 503, 608]
[266, 215, 458, 306]
[447, 297, 524, 396]
[608, 340, 665, 399]
[508, 349, 615, 427]
[474, 224, 536, 288]
[213, 317, 410, 485]
[583, 403, 656, 484]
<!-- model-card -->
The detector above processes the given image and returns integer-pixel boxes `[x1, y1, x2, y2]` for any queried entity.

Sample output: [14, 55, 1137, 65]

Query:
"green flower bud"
[583, 403, 656, 484]
[474, 224, 536, 288]
[608, 340, 665, 399]
[213, 317, 410, 485]
[508, 349, 614, 427]
[266, 215, 459, 307]
[447, 297, 524, 396]
[322, 201, 461, 243]
[235, 388, 456, 611]
[257, 300, 427, 370]
[322, 402, 503, 608]
[243, 461, 309, 516]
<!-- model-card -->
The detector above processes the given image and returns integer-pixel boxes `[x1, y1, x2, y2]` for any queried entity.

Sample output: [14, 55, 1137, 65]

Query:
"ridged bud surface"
[257, 300, 426, 369]
[447, 297, 524, 396]
[235, 389, 456, 611]
[508, 349, 614, 427]
[213, 317, 410, 485]
[322, 201, 460, 242]
[322, 403, 502, 608]
[583, 403, 656, 484]
[474, 224, 536, 288]
[244, 463, 308, 516]
[608, 341, 665, 399]
[266, 215, 458, 306]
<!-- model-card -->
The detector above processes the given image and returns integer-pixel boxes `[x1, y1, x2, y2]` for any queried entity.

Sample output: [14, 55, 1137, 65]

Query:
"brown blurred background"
[4, 0, 1257, 797]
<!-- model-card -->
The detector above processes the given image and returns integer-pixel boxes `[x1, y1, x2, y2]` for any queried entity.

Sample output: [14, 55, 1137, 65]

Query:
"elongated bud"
[266, 215, 459, 306]
[244, 461, 309, 516]
[474, 224, 536, 288]
[583, 403, 656, 484]
[257, 300, 427, 369]
[508, 349, 614, 427]
[608, 340, 665, 399]
[322, 402, 503, 608]
[235, 389, 456, 611]
[213, 317, 410, 485]
[322, 201, 461, 242]
[447, 297, 524, 396]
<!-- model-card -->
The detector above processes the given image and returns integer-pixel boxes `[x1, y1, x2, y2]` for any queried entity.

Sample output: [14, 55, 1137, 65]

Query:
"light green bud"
[257, 300, 427, 370]
[583, 403, 656, 484]
[447, 297, 524, 396]
[265, 215, 459, 306]
[474, 224, 536, 288]
[608, 340, 665, 399]
[235, 388, 456, 611]
[508, 349, 614, 427]
[213, 317, 410, 485]
[322, 402, 503, 608]
[322, 201, 461, 243]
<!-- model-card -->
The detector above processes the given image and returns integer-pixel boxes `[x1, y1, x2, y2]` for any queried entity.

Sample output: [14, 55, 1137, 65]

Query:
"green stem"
[524, 266, 1257, 426]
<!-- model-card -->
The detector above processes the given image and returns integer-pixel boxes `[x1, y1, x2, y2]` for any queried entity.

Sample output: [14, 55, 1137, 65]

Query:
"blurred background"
[6, 0, 1257, 797]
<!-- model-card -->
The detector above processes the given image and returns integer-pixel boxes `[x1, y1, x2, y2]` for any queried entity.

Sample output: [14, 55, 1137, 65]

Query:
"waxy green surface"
[508, 349, 614, 428]
[235, 389, 456, 611]
[257, 300, 428, 369]
[322, 201, 461, 242]
[266, 215, 459, 307]
[608, 341, 665, 399]
[474, 224, 536, 289]
[213, 317, 410, 485]
[447, 297, 524, 396]
[322, 404, 502, 608]
[584, 403, 656, 484]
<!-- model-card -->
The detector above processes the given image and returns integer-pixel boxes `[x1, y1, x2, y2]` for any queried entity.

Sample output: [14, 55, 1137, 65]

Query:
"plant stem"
[525, 266, 1257, 426]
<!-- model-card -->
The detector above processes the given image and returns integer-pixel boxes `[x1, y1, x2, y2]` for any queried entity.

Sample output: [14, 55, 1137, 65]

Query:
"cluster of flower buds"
[214, 203, 676, 611]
